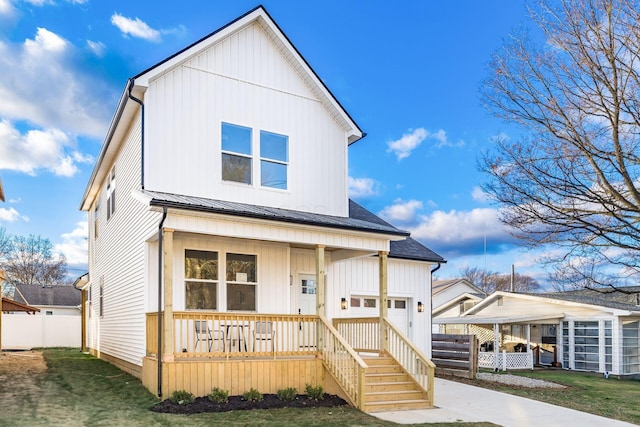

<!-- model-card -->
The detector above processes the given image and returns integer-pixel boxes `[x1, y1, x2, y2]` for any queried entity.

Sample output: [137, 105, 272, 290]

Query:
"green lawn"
[454, 369, 640, 425]
[0, 349, 491, 427]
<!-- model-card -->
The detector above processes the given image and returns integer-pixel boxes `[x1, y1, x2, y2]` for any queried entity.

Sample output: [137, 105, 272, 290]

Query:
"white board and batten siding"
[144, 21, 349, 217]
[328, 256, 433, 355]
[87, 116, 161, 369]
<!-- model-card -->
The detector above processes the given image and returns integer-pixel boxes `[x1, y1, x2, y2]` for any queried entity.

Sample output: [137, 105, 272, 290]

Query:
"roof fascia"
[134, 6, 363, 143]
[433, 293, 483, 316]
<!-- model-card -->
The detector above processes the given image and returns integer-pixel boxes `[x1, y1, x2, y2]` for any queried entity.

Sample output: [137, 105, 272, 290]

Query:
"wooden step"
[361, 356, 394, 366]
[365, 399, 433, 412]
[365, 381, 416, 392]
[365, 372, 410, 383]
[365, 390, 426, 403]
[366, 364, 404, 374]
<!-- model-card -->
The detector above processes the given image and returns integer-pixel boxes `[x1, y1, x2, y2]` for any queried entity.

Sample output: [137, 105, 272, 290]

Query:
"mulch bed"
[151, 394, 348, 414]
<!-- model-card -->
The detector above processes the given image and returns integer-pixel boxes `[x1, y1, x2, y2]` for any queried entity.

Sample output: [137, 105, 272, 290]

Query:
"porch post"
[526, 323, 532, 369]
[81, 289, 87, 352]
[493, 323, 499, 371]
[379, 251, 388, 353]
[315, 245, 325, 351]
[162, 228, 174, 362]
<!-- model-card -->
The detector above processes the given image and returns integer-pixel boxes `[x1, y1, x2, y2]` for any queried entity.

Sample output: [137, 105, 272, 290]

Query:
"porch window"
[573, 321, 599, 371]
[226, 253, 256, 311]
[622, 320, 640, 374]
[260, 130, 288, 189]
[222, 123, 252, 184]
[185, 250, 218, 310]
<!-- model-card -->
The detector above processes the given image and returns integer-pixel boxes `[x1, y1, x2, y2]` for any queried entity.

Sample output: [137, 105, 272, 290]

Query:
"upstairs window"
[222, 123, 252, 185]
[106, 167, 116, 220]
[260, 130, 288, 189]
[94, 198, 100, 239]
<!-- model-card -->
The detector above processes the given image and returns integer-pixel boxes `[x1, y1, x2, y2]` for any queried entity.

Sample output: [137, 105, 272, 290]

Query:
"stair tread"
[366, 390, 422, 396]
[366, 398, 430, 405]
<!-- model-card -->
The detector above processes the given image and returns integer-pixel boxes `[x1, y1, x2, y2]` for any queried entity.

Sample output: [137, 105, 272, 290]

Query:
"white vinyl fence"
[2, 314, 81, 349]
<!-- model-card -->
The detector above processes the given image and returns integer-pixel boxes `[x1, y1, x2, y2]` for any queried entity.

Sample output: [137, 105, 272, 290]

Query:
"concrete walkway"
[372, 378, 637, 426]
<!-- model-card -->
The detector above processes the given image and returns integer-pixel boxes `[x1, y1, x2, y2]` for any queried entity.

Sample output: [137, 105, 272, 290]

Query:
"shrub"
[169, 390, 195, 406]
[207, 387, 229, 404]
[277, 387, 297, 401]
[243, 388, 263, 402]
[305, 384, 324, 401]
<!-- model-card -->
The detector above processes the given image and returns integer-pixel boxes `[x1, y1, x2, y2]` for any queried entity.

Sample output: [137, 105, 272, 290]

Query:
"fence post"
[502, 350, 507, 371]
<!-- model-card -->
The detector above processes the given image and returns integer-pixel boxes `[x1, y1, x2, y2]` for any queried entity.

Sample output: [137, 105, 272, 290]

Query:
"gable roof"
[432, 278, 484, 296]
[81, 6, 363, 211]
[348, 200, 444, 262]
[12, 284, 81, 307]
[463, 290, 640, 318]
[532, 287, 640, 312]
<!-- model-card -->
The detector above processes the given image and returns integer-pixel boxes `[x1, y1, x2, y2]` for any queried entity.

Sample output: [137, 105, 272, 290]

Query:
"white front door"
[298, 274, 316, 348]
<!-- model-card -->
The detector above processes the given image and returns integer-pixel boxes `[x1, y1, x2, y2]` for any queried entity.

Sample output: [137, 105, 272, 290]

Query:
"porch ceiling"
[434, 314, 563, 325]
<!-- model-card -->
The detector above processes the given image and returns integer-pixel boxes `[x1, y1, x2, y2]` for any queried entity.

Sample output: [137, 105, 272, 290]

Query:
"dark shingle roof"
[143, 191, 445, 263]
[348, 200, 445, 263]
[145, 190, 408, 237]
[13, 284, 81, 307]
[532, 286, 640, 311]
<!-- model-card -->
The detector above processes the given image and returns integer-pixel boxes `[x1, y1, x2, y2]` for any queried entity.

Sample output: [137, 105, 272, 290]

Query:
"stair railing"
[318, 316, 368, 410]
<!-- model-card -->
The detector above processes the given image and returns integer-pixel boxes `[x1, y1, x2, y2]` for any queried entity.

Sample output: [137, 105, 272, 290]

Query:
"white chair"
[253, 321, 275, 353]
[195, 320, 225, 352]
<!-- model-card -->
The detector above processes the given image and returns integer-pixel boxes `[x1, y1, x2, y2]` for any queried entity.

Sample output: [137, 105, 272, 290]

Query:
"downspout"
[430, 263, 441, 341]
[156, 207, 168, 397]
[127, 78, 145, 190]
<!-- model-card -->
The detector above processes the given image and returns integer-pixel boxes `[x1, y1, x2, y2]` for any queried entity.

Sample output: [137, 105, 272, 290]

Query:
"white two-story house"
[77, 6, 444, 412]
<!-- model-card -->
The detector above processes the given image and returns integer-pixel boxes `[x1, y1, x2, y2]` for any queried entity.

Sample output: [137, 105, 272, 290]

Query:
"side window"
[106, 168, 116, 220]
[185, 250, 218, 310]
[99, 277, 104, 317]
[260, 130, 288, 189]
[94, 198, 100, 239]
[222, 123, 252, 184]
[226, 253, 256, 311]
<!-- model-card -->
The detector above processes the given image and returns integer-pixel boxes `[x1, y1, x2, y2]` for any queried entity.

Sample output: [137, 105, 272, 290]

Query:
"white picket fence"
[2, 314, 81, 349]
[478, 350, 533, 371]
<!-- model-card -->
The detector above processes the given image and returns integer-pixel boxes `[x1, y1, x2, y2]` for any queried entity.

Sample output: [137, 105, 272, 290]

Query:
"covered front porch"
[142, 222, 434, 411]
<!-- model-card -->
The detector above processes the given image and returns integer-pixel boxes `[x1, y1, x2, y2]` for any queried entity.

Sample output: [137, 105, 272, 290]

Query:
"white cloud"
[348, 176, 378, 198]
[0, 119, 93, 176]
[111, 13, 161, 42]
[0, 207, 28, 222]
[471, 186, 490, 202]
[379, 199, 423, 223]
[387, 128, 428, 160]
[409, 207, 515, 257]
[86, 40, 106, 56]
[0, 0, 14, 15]
[0, 27, 112, 137]
[431, 129, 465, 149]
[55, 221, 87, 266]
[23, 0, 54, 6]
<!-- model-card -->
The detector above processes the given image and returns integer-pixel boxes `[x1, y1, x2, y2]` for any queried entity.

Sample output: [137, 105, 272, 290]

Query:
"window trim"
[221, 122, 253, 185]
[225, 252, 257, 312]
[259, 129, 288, 190]
[106, 167, 116, 220]
[184, 249, 219, 311]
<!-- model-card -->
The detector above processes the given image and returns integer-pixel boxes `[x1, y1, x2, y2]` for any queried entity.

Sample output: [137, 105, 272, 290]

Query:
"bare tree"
[2, 233, 67, 286]
[459, 266, 540, 294]
[480, 0, 640, 287]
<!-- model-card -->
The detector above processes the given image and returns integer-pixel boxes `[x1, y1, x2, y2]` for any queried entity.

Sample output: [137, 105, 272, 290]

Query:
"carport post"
[493, 323, 499, 371]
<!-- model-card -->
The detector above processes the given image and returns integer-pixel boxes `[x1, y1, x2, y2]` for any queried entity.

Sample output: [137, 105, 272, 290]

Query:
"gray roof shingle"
[532, 286, 640, 311]
[13, 284, 81, 307]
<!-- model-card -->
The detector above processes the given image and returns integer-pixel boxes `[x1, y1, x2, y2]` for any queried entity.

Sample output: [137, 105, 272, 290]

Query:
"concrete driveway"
[372, 377, 637, 427]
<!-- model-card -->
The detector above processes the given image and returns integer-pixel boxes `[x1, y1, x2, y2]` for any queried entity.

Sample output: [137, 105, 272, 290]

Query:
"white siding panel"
[87, 116, 160, 368]
[144, 22, 348, 216]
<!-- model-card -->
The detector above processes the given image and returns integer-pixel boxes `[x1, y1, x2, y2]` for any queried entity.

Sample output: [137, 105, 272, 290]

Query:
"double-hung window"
[226, 253, 256, 311]
[260, 130, 288, 189]
[106, 167, 116, 220]
[185, 250, 219, 310]
[221, 123, 252, 185]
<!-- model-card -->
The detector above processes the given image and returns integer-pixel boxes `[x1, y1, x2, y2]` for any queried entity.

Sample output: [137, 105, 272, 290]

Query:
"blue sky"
[0, 0, 549, 284]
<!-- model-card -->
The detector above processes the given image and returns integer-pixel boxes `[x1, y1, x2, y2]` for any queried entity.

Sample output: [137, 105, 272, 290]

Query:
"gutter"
[430, 263, 442, 324]
[157, 207, 168, 397]
[127, 78, 145, 190]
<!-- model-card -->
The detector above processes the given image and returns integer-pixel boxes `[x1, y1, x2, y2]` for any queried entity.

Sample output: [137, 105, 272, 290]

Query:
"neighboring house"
[9, 283, 81, 316]
[77, 6, 444, 411]
[2, 284, 81, 349]
[432, 278, 485, 334]
[435, 288, 640, 377]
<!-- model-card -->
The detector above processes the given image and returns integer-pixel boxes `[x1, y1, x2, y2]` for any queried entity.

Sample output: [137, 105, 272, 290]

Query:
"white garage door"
[349, 296, 409, 337]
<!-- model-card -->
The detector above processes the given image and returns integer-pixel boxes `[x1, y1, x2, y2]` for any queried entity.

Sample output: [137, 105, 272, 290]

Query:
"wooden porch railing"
[318, 316, 367, 409]
[333, 317, 435, 406]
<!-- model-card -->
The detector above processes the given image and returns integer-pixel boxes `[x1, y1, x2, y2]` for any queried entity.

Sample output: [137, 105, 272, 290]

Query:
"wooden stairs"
[361, 354, 432, 412]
